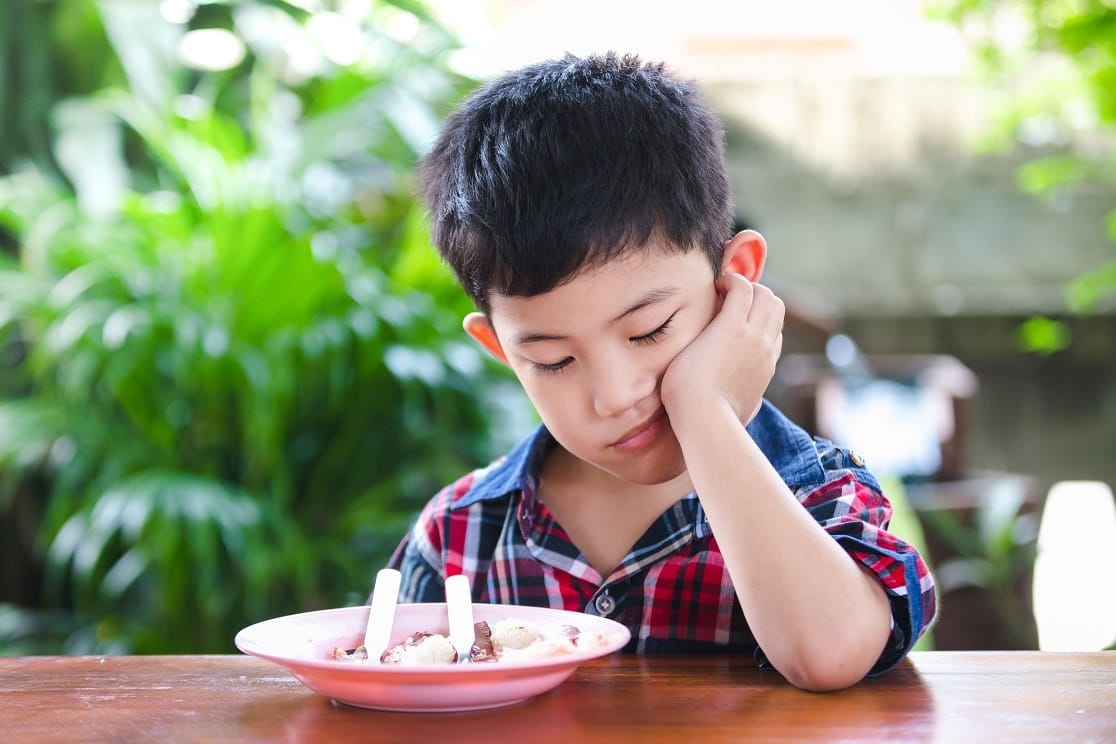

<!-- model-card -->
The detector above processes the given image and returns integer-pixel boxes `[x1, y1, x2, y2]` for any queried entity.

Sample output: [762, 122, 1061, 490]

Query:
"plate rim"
[234, 602, 632, 675]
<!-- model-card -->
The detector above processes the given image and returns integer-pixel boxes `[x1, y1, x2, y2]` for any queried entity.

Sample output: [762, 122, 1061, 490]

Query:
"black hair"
[419, 52, 733, 312]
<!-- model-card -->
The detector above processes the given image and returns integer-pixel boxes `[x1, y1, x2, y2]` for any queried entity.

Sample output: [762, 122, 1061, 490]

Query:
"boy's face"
[465, 237, 762, 486]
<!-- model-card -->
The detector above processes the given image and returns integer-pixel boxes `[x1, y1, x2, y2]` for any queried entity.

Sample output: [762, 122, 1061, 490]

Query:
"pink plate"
[234, 603, 631, 712]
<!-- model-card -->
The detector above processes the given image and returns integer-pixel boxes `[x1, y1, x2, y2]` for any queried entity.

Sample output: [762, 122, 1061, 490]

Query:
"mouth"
[610, 409, 667, 452]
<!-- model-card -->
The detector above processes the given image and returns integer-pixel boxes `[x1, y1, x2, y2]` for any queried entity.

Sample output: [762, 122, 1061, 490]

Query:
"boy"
[388, 52, 935, 691]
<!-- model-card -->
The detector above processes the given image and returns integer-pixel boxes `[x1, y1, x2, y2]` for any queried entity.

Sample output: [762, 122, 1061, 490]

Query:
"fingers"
[751, 284, 786, 342]
[718, 275, 785, 339]
[715, 271, 750, 297]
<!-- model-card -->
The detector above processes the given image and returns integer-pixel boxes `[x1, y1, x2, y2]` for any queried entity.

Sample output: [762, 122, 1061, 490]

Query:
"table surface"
[1, 651, 1113, 743]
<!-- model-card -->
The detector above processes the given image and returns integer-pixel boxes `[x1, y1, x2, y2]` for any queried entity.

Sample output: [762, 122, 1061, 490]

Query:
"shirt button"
[849, 450, 866, 467]
[594, 592, 616, 616]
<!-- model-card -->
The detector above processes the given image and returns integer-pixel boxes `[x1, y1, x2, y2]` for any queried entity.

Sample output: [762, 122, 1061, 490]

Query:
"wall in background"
[712, 77, 1114, 318]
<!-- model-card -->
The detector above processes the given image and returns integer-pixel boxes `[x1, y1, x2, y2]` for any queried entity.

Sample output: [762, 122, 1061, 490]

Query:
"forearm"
[670, 397, 892, 691]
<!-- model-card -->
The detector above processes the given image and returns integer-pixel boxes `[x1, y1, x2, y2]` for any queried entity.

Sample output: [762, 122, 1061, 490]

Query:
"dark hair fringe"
[420, 51, 733, 312]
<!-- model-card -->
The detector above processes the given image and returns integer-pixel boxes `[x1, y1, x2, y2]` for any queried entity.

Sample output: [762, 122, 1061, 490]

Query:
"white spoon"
[364, 567, 401, 663]
[445, 573, 475, 664]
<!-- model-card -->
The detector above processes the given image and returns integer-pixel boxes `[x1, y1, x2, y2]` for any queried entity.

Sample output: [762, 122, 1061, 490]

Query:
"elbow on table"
[776, 650, 877, 692]
[783, 666, 865, 693]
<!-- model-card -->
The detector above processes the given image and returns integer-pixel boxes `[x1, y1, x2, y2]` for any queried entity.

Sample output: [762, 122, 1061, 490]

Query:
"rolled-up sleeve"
[797, 460, 937, 674]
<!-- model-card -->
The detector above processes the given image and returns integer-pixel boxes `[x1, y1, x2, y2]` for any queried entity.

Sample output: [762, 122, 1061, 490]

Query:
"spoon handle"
[364, 568, 401, 661]
[445, 573, 475, 663]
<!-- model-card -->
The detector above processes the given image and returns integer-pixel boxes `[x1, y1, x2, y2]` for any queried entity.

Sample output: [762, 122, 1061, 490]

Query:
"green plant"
[0, 0, 125, 178]
[916, 477, 1039, 649]
[0, 1, 523, 654]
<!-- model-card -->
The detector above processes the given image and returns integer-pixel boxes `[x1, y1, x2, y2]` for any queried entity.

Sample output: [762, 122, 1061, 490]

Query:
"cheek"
[509, 367, 574, 415]
[664, 313, 712, 360]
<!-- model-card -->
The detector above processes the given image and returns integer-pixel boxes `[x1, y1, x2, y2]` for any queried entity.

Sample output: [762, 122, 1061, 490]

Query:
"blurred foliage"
[0, 0, 122, 177]
[0, 0, 527, 654]
[929, 0, 1116, 351]
[917, 477, 1039, 649]
[1016, 315, 1071, 354]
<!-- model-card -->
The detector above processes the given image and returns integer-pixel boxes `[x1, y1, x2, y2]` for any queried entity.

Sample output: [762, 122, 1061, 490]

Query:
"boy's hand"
[660, 274, 785, 426]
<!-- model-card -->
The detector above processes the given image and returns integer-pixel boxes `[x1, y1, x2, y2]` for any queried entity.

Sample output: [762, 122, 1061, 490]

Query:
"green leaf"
[0, 400, 62, 471]
[934, 557, 992, 593]
[1015, 155, 1088, 195]
[1016, 316, 1072, 354]
[1065, 259, 1116, 313]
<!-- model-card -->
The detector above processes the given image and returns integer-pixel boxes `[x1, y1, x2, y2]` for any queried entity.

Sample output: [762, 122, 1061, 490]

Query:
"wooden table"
[1, 652, 1112, 742]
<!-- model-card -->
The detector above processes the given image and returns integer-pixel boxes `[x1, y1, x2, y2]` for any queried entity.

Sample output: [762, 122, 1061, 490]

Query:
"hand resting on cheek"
[660, 274, 785, 428]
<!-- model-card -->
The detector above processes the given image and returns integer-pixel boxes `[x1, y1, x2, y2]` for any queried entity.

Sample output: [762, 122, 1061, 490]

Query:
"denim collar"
[452, 400, 827, 509]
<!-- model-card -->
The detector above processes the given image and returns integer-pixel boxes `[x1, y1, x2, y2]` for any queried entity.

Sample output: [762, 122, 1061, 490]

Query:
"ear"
[721, 229, 767, 282]
[463, 312, 509, 365]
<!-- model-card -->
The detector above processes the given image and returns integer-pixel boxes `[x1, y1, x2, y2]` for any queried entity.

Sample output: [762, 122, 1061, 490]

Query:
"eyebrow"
[510, 286, 679, 346]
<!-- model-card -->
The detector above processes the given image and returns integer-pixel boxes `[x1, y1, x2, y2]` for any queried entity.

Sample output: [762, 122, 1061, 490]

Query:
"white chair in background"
[1031, 480, 1116, 651]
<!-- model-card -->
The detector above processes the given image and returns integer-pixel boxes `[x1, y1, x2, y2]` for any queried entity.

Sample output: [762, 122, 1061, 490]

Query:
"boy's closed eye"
[630, 312, 676, 346]
[527, 312, 678, 375]
[531, 356, 574, 375]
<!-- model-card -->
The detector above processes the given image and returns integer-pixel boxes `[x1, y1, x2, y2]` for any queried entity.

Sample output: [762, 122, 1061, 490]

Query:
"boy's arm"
[662, 275, 893, 692]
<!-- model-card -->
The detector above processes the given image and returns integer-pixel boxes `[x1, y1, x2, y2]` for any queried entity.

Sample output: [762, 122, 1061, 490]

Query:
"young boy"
[387, 52, 935, 691]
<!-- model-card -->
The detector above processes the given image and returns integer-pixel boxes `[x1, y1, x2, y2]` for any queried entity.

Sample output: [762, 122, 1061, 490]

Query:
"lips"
[610, 409, 666, 451]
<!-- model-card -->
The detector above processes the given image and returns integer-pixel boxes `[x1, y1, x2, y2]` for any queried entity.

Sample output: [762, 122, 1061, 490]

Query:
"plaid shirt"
[388, 401, 936, 675]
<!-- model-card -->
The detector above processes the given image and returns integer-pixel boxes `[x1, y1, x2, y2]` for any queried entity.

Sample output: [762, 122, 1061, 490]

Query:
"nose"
[591, 357, 656, 418]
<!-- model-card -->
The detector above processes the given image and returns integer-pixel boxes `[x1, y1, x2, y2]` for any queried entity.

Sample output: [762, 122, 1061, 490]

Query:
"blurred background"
[1, 0, 1113, 656]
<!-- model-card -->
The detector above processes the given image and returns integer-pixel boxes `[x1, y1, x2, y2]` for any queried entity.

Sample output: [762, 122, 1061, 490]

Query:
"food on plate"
[332, 618, 612, 665]
[379, 631, 459, 664]
[470, 618, 589, 662]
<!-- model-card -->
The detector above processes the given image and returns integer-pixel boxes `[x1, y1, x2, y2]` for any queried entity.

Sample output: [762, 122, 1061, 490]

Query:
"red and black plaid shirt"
[388, 402, 936, 675]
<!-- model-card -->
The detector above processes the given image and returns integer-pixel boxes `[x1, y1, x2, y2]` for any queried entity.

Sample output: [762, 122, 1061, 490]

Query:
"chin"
[610, 448, 688, 486]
